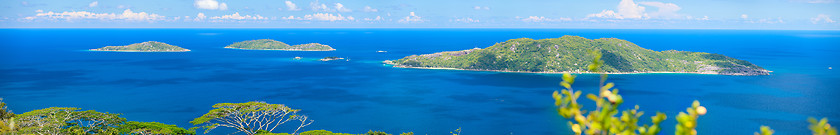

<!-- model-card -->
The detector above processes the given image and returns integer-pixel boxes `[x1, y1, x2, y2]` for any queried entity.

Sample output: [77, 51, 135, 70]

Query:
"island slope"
[225, 39, 335, 51]
[90, 41, 189, 52]
[388, 36, 770, 75]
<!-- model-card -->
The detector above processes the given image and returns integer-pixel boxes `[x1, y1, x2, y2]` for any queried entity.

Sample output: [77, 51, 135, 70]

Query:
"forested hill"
[90, 41, 190, 52]
[225, 39, 335, 51]
[389, 35, 770, 75]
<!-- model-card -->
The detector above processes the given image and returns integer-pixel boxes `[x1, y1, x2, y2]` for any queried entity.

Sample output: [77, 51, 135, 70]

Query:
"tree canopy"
[191, 101, 313, 135]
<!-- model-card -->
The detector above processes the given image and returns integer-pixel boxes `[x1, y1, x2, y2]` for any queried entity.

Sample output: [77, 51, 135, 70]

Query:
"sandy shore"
[388, 65, 721, 75]
[88, 49, 191, 52]
[224, 47, 335, 51]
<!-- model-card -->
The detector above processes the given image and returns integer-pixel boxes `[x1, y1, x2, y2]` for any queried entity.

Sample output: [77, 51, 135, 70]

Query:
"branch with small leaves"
[190, 101, 312, 135]
[552, 50, 667, 135]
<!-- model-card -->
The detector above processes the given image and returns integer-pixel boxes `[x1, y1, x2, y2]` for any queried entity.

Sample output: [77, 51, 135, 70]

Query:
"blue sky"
[0, 0, 838, 29]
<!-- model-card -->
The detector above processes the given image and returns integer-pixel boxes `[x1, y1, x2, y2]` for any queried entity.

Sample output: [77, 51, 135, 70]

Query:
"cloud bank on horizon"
[1, 0, 838, 29]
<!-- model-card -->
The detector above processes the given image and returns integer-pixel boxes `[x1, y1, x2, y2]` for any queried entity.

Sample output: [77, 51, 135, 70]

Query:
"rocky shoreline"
[383, 61, 771, 76]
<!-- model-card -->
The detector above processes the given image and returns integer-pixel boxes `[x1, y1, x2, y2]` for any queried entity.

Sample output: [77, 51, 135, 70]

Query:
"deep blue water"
[1, 29, 838, 135]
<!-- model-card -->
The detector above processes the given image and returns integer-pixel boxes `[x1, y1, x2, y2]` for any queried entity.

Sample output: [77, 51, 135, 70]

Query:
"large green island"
[387, 36, 770, 75]
[225, 39, 336, 51]
[90, 41, 190, 52]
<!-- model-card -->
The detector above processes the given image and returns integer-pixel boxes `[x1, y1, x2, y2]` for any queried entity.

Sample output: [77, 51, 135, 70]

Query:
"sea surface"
[1, 29, 838, 135]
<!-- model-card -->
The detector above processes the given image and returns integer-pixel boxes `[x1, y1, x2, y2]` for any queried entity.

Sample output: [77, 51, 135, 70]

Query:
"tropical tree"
[14, 107, 125, 134]
[191, 101, 313, 135]
[119, 121, 196, 135]
[0, 98, 15, 133]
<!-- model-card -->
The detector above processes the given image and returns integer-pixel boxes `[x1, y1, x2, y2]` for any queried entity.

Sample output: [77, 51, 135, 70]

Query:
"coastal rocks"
[717, 66, 771, 76]
[320, 57, 345, 61]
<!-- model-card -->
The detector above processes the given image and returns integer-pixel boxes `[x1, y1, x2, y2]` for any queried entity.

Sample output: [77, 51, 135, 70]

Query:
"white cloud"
[399, 12, 424, 23]
[697, 16, 709, 20]
[88, 1, 98, 7]
[280, 13, 353, 21]
[335, 3, 352, 12]
[364, 16, 383, 21]
[195, 0, 227, 10]
[521, 16, 572, 22]
[302, 13, 348, 21]
[219, 3, 228, 10]
[740, 15, 785, 24]
[195, 13, 206, 21]
[757, 17, 784, 24]
[791, 0, 837, 3]
[119, 9, 164, 21]
[811, 14, 836, 24]
[117, 5, 128, 9]
[27, 9, 165, 22]
[587, 0, 647, 19]
[638, 2, 681, 19]
[453, 17, 479, 23]
[209, 12, 266, 20]
[285, 1, 301, 11]
[473, 6, 490, 10]
[363, 6, 378, 12]
[282, 15, 297, 20]
[35, 9, 43, 13]
[310, 0, 334, 12]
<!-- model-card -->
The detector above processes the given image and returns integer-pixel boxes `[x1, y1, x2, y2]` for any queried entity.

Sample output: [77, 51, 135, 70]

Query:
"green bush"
[551, 50, 670, 135]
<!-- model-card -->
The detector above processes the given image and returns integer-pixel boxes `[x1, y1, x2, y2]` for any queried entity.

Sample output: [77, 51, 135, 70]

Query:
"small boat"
[377, 50, 387, 53]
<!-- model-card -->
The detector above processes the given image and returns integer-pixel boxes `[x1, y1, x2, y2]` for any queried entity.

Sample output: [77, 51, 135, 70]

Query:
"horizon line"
[1, 27, 839, 31]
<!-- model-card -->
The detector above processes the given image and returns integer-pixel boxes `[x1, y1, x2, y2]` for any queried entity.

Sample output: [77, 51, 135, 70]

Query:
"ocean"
[1, 29, 838, 135]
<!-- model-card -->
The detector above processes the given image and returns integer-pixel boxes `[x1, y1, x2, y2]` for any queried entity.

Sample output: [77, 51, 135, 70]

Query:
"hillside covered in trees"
[388, 36, 770, 75]
[225, 39, 335, 51]
[90, 41, 190, 52]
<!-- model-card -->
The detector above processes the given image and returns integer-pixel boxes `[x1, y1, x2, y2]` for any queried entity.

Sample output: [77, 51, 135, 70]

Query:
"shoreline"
[87, 49, 191, 52]
[391, 65, 721, 75]
[224, 47, 335, 51]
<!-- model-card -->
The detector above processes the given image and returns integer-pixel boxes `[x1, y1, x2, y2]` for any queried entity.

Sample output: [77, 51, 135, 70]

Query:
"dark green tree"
[0, 98, 15, 133]
[119, 121, 196, 135]
[14, 107, 125, 134]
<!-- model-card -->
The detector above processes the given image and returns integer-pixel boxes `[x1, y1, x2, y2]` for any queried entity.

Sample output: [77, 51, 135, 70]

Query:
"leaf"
[562, 73, 575, 84]
[561, 82, 572, 89]
[601, 83, 614, 91]
[586, 94, 598, 101]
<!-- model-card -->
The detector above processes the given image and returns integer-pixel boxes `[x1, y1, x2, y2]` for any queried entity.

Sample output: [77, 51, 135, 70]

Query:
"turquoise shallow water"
[0, 29, 838, 135]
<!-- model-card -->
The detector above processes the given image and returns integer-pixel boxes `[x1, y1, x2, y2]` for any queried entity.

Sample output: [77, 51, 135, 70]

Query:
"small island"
[320, 57, 345, 61]
[90, 41, 190, 52]
[225, 39, 335, 51]
[387, 36, 770, 76]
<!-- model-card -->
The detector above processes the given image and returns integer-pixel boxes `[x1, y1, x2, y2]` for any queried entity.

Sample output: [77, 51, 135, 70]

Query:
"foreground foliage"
[190, 101, 313, 135]
[552, 50, 836, 135]
[552, 50, 671, 135]
[120, 121, 196, 135]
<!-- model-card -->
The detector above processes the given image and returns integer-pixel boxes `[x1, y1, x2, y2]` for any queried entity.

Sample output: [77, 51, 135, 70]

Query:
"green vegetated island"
[386, 35, 770, 75]
[90, 41, 190, 52]
[225, 39, 336, 51]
